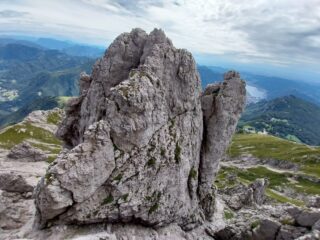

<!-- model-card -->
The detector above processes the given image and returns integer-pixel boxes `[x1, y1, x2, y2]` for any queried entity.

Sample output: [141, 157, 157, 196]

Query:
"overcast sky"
[0, 0, 320, 81]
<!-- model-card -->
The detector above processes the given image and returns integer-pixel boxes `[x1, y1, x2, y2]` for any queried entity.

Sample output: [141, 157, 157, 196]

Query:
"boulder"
[34, 28, 246, 229]
[312, 219, 320, 231]
[0, 190, 35, 230]
[276, 225, 308, 240]
[307, 196, 320, 208]
[295, 230, 320, 240]
[214, 225, 251, 240]
[7, 142, 47, 162]
[249, 178, 268, 205]
[252, 219, 281, 240]
[222, 178, 268, 210]
[0, 172, 34, 193]
[296, 211, 320, 228]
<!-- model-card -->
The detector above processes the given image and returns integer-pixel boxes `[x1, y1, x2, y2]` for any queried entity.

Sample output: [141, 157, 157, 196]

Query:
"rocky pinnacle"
[34, 28, 246, 230]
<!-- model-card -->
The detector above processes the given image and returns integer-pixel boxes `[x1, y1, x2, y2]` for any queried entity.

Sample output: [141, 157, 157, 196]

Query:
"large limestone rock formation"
[35, 28, 246, 230]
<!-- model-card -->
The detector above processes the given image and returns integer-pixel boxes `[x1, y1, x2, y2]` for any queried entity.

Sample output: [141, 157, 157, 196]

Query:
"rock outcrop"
[220, 178, 268, 210]
[8, 142, 47, 162]
[34, 28, 246, 230]
[0, 172, 34, 193]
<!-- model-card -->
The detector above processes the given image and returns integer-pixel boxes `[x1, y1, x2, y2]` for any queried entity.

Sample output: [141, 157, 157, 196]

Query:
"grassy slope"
[239, 95, 320, 145]
[0, 111, 63, 163]
[228, 133, 320, 177]
[216, 133, 320, 206]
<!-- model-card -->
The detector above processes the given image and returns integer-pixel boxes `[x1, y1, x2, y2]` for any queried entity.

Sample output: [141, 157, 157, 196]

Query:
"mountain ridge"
[239, 95, 320, 146]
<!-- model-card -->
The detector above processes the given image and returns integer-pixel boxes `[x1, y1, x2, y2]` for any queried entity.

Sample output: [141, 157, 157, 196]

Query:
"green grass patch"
[0, 123, 62, 149]
[293, 177, 320, 195]
[46, 155, 57, 164]
[30, 142, 62, 154]
[266, 189, 304, 206]
[56, 96, 72, 108]
[301, 165, 320, 178]
[47, 111, 62, 125]
[216, 165, 307, 206]
[238, 166, 289, 188]
[228, 134, 320, 166]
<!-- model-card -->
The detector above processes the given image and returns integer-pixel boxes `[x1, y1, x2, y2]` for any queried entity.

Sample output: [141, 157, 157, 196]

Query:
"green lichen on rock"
[189, 166, 197, 180]
[45, 172, 54, 185]
[113, 173, 123, 182]
[224, 210, 234, 220]
[102, 194, 114, 205]
[174, 142, 181, 164]
[146, 158, 156, 167]
[121, 193, 129, 202]
[160, 148, 166, 157]
[148, 203, 159, 214]
[250, 220, 260, 230]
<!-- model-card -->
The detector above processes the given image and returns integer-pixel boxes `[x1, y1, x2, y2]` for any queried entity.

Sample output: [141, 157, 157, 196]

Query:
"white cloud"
[0, 0, 319, 68]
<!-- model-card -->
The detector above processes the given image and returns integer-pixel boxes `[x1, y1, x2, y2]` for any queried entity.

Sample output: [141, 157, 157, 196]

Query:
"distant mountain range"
[198, 65, 320, 106]
[239, 95, 320, 146]
[0, 41, 96, 120]
[0, 37, 105, 57]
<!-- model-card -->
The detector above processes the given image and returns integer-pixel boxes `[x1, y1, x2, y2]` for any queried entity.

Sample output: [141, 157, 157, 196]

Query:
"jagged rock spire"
[34, 28, 246, 230]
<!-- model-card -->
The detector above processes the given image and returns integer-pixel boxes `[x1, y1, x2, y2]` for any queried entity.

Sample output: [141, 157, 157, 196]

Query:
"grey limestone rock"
[249, 178, 268, 205]
[0, 190, 35, 230]
[0, 172, 34, 193]
[313, 219, 320, 231]
[7, 141, 47, 162]
[221, 178, 268, 210]
[296, 210, 320, 228]
[307, 196, 320, 208]
[288, 207, 320, 228]
[252, 219, 281, 240]
[199, 71, 246, 218]
[34, 28, 246, 230]
[276, 225, 308, 240]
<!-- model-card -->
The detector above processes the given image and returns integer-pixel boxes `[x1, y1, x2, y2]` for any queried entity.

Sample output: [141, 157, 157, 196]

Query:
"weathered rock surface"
[295, 210, 320, 228]
[313, 219, 320, 231]
[250, 178, 268, 205]
[276, 225, 308, 240]
[24, 108, 64, 134]
[220, 178, 268, 210]
[8, 141, 47, 162]
[34, 28, 246, 230]
[0, 172, 34, 193]
[308, 196, 320, 208]
[0, 190, 35, 231]
[199, 70, 246, 218]
[252, 219, 281, 240]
